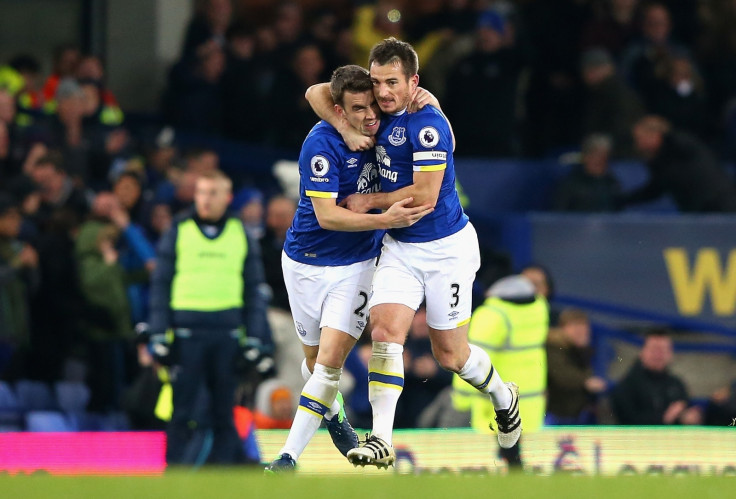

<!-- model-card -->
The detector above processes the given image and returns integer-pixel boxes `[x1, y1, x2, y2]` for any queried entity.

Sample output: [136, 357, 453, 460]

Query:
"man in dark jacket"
[612, 330, 702, 425]
[625, 115, 736, 212]
[149, 169, 272, 465]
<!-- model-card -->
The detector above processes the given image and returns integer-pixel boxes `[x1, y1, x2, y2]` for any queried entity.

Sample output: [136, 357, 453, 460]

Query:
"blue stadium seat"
[54, 381, 90, 413]
[25, 410, 76, 432]
[0, 381, 22, 431]
[14, 380, 55, 411]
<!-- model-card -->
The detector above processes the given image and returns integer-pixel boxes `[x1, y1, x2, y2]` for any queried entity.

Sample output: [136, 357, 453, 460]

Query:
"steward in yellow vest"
[452, 274, 549, 435]
[148, 170, 272, 466]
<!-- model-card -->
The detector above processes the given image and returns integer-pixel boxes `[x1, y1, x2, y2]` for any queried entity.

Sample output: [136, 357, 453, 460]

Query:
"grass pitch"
[1, 469, 734, 499]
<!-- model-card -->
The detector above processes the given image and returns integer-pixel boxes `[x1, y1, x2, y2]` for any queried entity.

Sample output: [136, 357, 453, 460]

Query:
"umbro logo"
[347, 157, 358, 168]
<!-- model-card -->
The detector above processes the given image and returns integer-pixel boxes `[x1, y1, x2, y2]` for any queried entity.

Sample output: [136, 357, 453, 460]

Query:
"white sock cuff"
[458, 344, 484, 378]
[301, 359, 312, 382]
[313, 363, 342, 383]
[372, 341, 403, 356]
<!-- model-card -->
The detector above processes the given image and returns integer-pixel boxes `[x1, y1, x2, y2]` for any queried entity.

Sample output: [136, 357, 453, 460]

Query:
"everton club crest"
[388, 126, 406, 146]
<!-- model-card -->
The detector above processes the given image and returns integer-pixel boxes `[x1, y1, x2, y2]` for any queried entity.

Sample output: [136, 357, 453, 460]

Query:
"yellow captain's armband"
[306, 190, 338, 198]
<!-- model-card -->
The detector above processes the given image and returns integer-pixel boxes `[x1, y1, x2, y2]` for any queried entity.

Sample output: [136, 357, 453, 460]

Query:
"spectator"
[521, 263, 559, 326]
[232, 187, 265, 239]
[546, 308, 608, 425]
[181, 0, 233, 61]
[625, 115, 736, 212]
[0, 193, 39, 379]
[253, 379, 294, 430]
[110, 171, 157, 325]
[553, 133, 623, 212]
[148, 170, 273, 465]
[153, 148, 218, 215]
[271, 1, 309, 66]
[452, 274, 548, 466]
[444, 9, 528, 157]
[704, 379, 736, 426]
[351, 0, 447, 70]
[646, 51, 709, 140]
[40, 43, 81, 111]
[76, 54, 124, 127]
[163, 44, 226, 134]
[7, 174, 42, 242]
[221, 24, 265, 143]
[43, 78, 93, 182]
[75, 192, 134, 412]
[28, 207, 88, 383]
[9, 54, 44, 127]
[146, 203, 173, 245]
[0, 89, 33, 181]
[579, 47, 644, 158]
[30, 152, 90, 227]
[620, 2, 690, 104]
[612, 329, 702, 425]
[268, 43, 326, 150]
[521, 0, 589, 156]
[580, 0, 640, 61]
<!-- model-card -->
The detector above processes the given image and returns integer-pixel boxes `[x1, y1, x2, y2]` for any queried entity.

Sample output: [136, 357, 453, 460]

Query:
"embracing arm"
[312, 196, 433, 231]
[342, 170, 444, 212]
[305, 83, 373, 151]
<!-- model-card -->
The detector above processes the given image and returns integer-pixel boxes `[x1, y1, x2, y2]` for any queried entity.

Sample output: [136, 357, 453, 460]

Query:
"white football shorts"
[369, 222, 481, 330]
[282, 252, 375, 346]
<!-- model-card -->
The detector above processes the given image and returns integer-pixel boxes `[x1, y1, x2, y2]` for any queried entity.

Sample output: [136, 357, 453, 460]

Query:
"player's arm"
[311, 196, 433, 231]
[341, 171, 443, 213]
[305, 83, 373, 151]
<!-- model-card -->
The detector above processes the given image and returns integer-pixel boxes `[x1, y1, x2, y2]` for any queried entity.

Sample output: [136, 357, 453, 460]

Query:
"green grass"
[1, 470, 734, 499]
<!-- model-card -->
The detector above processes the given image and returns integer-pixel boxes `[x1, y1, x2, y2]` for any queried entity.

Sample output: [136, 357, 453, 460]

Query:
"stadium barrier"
[1, 428, 734, 476]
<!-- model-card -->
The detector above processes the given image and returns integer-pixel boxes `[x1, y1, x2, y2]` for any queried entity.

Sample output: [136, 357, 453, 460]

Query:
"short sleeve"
[300, 135, 341, 199]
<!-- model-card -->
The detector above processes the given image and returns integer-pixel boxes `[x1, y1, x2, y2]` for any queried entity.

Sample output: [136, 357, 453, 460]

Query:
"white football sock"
[457, 344, 511, 410]
[368, 341, 404, 446]
[280, 363, 341, 461]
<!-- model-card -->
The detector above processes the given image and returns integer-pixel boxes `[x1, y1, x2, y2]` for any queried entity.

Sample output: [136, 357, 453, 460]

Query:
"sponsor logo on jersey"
[380, 167, 398, 183]
[347, 157, 358, 168]
[376, 146, 391, 167]
[309, 177, 330, 182]
[310, 155, 329, 177]
[419, 126, 440, 148]
[357, 162, 380, 193]
[388, 126, 406, 146]
[296, 321, 307, 336]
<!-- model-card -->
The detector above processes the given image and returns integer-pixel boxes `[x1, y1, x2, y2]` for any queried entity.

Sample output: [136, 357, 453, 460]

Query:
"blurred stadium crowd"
[1, 0, 736, 439]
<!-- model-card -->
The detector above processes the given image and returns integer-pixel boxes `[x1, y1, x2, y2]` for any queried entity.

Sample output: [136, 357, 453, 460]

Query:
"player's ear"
[334, 104, 345, 117]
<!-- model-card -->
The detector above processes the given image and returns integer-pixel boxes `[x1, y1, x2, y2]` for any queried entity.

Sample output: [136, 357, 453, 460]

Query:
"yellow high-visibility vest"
[453, 295, 549, 433]
[171, 218, 247, 311]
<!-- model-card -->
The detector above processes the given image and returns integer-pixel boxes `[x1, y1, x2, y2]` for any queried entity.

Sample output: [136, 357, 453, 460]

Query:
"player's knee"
[433, 349, 465, 373]
[370, 324, 403, 344]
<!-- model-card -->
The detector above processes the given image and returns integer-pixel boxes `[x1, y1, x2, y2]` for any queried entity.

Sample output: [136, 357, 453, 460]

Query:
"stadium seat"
[14, 380, 56, 411]
[25, 410, 76, 432]
[54, 381, 90, 413]
[0, 381, 22, 431]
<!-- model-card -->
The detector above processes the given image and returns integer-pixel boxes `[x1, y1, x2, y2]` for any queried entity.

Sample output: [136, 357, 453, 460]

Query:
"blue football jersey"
[375, 105, 468, 243]
[284, 121, 383, 266]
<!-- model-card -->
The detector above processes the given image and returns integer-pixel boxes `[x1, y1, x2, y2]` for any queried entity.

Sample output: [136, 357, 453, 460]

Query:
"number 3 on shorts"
[450, 283, 460, 308]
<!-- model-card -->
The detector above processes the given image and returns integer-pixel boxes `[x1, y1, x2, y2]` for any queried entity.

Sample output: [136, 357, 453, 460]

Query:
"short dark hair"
[368, 37, 419, 79]
[35, 151, 66, 173]
[330, 65, 372, 107]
